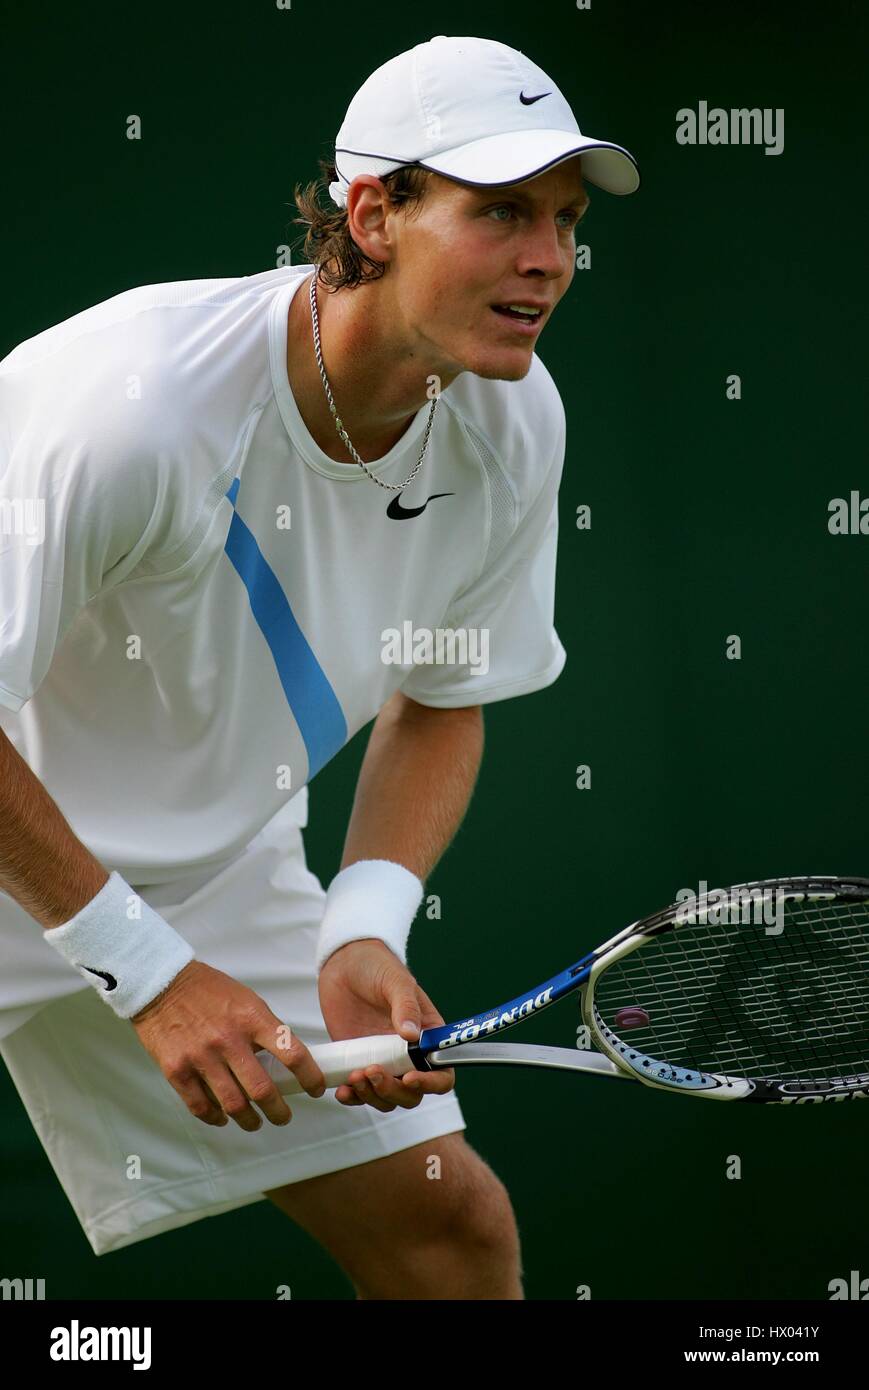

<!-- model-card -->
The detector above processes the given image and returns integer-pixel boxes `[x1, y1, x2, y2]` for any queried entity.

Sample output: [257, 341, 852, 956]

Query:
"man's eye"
[486, 206, 585, 227]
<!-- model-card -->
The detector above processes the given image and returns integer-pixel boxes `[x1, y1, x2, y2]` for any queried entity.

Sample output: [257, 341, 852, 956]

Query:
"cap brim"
[418, 127, 639, 196]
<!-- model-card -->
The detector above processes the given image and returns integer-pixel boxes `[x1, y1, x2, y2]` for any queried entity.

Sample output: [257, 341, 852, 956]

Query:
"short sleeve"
[0, 356, 169, 713]
[400, 402, 567, 709]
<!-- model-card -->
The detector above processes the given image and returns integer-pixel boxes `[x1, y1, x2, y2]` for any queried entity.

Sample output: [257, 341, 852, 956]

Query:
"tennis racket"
[276, 875, 869, 1104]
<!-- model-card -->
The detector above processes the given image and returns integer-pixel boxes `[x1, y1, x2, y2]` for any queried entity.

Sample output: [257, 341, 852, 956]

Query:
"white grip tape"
[275, 1034, 416, 1096]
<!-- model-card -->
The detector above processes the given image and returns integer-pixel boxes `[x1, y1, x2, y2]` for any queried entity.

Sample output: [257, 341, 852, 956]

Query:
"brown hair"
[291, 157, 433, 291]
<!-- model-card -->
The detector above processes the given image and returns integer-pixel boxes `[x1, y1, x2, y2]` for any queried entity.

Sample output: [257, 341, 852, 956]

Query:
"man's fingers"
[199, 1075, 229, 1121]
[390, 997, 422, 1042]
[165, 1070, 229, 1127]
[226, 1051, 293, 1128]
[176, 1049, 290, 1132]
[335, 1083, 364, 1106]
[185, 1027, 326, 1130]
[403, 1066, 455, 1095]
[414, 986, 445, 1031]
[336, 1064, 455, 1111]
[202, 1060, 269, 1132]
[258, 1023, 327, 1101]
[350, 1068, 399, 1111]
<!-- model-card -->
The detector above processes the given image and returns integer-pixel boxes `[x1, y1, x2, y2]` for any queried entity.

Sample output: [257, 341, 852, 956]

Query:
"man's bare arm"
[340, 690, 484, 879]
[315, 692, 484, 1111]
[0, 725, 325, 1127]
[0, 727, 108, 928]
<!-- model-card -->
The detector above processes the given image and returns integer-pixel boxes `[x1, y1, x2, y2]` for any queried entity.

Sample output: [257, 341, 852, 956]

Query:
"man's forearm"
[0, 728, 108, 928]
[340, 692, 484, 881]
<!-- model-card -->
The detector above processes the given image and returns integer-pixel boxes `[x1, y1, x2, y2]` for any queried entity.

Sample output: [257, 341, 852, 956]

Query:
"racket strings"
[593, 898, 869, 1082]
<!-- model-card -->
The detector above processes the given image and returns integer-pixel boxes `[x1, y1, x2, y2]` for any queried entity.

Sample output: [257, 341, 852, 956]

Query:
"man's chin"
[464, 349, 535, 383]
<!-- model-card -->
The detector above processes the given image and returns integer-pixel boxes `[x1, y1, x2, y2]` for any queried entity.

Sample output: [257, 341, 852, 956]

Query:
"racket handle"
[275, 1034, 416, 1096]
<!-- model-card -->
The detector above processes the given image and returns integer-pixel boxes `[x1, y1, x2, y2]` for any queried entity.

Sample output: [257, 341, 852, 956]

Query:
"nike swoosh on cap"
[386, 492, 455, 521]
[519, 90, 551, 105]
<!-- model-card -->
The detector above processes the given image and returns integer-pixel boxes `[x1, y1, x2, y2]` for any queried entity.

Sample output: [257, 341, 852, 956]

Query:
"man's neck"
[286, 272, 450, 465]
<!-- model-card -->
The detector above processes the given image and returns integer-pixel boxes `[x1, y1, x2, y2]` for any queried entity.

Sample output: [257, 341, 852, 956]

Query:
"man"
[0, 35, 637, 1297]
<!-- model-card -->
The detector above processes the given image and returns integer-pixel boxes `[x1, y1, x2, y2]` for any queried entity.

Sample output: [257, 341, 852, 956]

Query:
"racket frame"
[415, 875, 869, 1104]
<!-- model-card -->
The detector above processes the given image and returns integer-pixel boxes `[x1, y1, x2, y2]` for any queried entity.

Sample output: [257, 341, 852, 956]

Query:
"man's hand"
[318, 939, 455, 1111]
[132, 960, 327, 1130]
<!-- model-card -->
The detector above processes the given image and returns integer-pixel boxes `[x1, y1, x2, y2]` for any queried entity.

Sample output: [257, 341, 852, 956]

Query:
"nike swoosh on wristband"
[386, 491, 455, 521]
[519, 90, 551, 105]
[80, 966, 118, 991]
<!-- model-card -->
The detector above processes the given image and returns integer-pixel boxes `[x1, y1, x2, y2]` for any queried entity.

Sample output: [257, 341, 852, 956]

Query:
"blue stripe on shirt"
[223, 477, 347, 778]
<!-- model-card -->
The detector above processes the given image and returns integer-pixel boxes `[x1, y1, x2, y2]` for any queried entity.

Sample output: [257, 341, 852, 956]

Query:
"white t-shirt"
[0, 264, 566, 1032]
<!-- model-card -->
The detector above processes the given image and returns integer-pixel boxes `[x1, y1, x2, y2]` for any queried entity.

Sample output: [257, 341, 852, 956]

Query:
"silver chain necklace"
[308, 270, 439, 491]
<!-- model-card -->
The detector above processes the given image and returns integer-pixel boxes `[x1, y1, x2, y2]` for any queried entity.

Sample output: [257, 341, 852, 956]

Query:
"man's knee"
[426, 1150, 517, 1255]
[266, 1133, 522, 1298]
[378, 1135, 510, 1228]
[355, 1140, 522, 1297]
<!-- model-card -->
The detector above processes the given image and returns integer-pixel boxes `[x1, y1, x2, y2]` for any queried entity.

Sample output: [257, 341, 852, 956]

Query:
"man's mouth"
[491, 303, 545, 326]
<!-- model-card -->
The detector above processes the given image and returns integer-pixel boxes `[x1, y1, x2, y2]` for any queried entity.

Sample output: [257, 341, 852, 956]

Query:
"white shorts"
[0, 812, 465, 1257]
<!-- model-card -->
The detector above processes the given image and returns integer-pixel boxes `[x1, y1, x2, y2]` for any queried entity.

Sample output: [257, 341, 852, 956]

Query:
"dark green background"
[2, 0, 867, 1300]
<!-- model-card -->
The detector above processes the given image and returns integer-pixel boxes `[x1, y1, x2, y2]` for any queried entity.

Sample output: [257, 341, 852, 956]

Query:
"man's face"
[387, 157, 589, 383]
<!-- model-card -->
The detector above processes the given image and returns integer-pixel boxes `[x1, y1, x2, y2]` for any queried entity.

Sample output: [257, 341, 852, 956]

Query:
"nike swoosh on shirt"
[519, 91, 551, 105]
[80, 966, 118, 991]
[386, 492, 455, 521]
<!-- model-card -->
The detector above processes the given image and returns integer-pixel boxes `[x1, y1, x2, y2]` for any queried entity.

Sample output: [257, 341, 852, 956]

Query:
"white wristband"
[43, 870, 195, 1019]
[315, 859, 424, 974]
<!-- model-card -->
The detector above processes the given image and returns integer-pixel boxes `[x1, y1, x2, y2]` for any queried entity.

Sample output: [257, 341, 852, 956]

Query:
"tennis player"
[0, 36, 637, 1297]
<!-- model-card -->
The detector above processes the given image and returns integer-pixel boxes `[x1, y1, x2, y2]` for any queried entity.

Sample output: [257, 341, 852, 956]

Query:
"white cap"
[328, 35, 639, 209]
